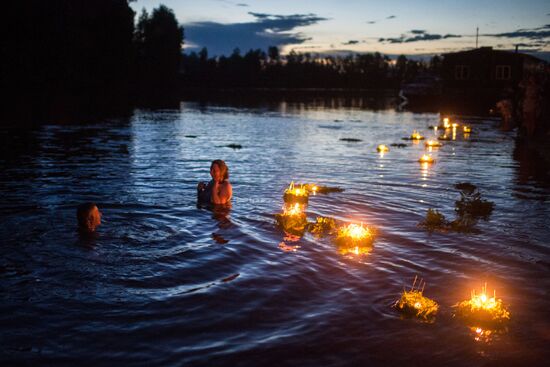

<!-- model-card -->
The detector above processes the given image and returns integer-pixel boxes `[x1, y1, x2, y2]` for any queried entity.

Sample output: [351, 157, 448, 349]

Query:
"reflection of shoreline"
[179, 89, 400, 111]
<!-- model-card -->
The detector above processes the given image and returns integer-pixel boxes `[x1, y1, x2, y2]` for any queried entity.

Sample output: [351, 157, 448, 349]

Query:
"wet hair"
[77, 202, 97, 228]
[211, 159, 229, 180]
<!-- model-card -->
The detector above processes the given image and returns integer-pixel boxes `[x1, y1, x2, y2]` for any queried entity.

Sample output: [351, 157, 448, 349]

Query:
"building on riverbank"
[441, 47, 548, 138]
[441, 47, 546, 108]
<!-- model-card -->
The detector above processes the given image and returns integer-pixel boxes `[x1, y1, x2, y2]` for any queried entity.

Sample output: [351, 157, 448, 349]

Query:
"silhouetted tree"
[3, 0, 136, 121]
[268, 46, 280, 64]
[135, 5, 184, 93]
[180, 45, 424, 89]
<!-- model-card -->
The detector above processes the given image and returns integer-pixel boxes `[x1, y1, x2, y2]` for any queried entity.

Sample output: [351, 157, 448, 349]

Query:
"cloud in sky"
[379, 30, 461, 44]
[184, 12, 328, 55]
[215, 0, 249, 6]
[483, 24, 550, 41]
[367, 15, 396, 25]
[480, 24, 550, 51]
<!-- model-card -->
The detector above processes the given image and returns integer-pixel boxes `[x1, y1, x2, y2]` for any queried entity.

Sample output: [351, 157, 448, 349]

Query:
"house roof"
[443, 47, 547, 64]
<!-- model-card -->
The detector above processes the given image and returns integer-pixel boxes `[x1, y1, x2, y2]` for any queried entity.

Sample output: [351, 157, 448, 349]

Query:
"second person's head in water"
[77, 202, 102, 233]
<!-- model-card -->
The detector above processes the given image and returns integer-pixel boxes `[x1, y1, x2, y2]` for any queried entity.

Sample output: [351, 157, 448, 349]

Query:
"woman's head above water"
[197, 160, 232, 205]
[210, 159, 229, 183]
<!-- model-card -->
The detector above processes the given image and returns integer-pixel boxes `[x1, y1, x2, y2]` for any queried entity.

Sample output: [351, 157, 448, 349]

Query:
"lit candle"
[410, 130, 425, 140]
[455, 283, 510, 323]
[394, 277, 439, 319]
[377, 144, 389, 153]
[418, 154, 435, 164]
[283, 181, 309, 204]
[425, 140, 442, 148]
[334, 222, 375, 254]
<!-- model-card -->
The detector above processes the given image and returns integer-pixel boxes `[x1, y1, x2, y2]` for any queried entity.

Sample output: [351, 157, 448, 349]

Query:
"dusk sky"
[132, 0, 549, 59]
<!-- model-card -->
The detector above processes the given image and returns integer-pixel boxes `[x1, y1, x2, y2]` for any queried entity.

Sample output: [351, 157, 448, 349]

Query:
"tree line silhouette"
[2, 1, 438, 122]
[181, 48, 440, 89]
[3, 1, 183, 121]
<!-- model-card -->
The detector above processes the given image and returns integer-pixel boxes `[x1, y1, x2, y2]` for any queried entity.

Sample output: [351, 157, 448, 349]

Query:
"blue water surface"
[1, 101, 549, 366]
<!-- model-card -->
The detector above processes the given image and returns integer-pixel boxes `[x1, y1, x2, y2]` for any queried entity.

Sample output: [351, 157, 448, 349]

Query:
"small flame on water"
[286, 181, 307, 196]
[470, 283, 497, 310]
[425, 139, 441, 148]
[411, 130, 424, 140]
[339, 223, 371, 239]
[419, 154, 434, 163]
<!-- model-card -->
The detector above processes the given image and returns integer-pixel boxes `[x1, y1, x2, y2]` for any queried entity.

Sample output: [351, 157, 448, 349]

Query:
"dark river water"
[1, 100, 549, 366]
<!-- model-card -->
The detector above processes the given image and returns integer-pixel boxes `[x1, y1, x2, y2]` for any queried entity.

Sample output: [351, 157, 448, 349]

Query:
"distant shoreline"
[178, 87, 399, 93]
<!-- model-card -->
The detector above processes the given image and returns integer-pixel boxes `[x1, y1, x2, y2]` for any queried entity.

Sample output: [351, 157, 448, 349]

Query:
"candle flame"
[410, 130, 424, 140]
[469, 283, 497, 310]
[377, 144, 389, 153]
[455, 283, 511, 323]
[418, 154, 435, 163]
[339, 223, 371, 240]
[394, 277, 439, 319]
[334, 222, 375, 254]
[285, 181, 308, 196]
[425, 139, 442, 148]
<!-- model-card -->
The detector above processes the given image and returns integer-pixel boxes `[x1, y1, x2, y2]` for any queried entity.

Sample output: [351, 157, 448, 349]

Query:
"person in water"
[197, 160, 233, 205]
[77, 202, 102, 232]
